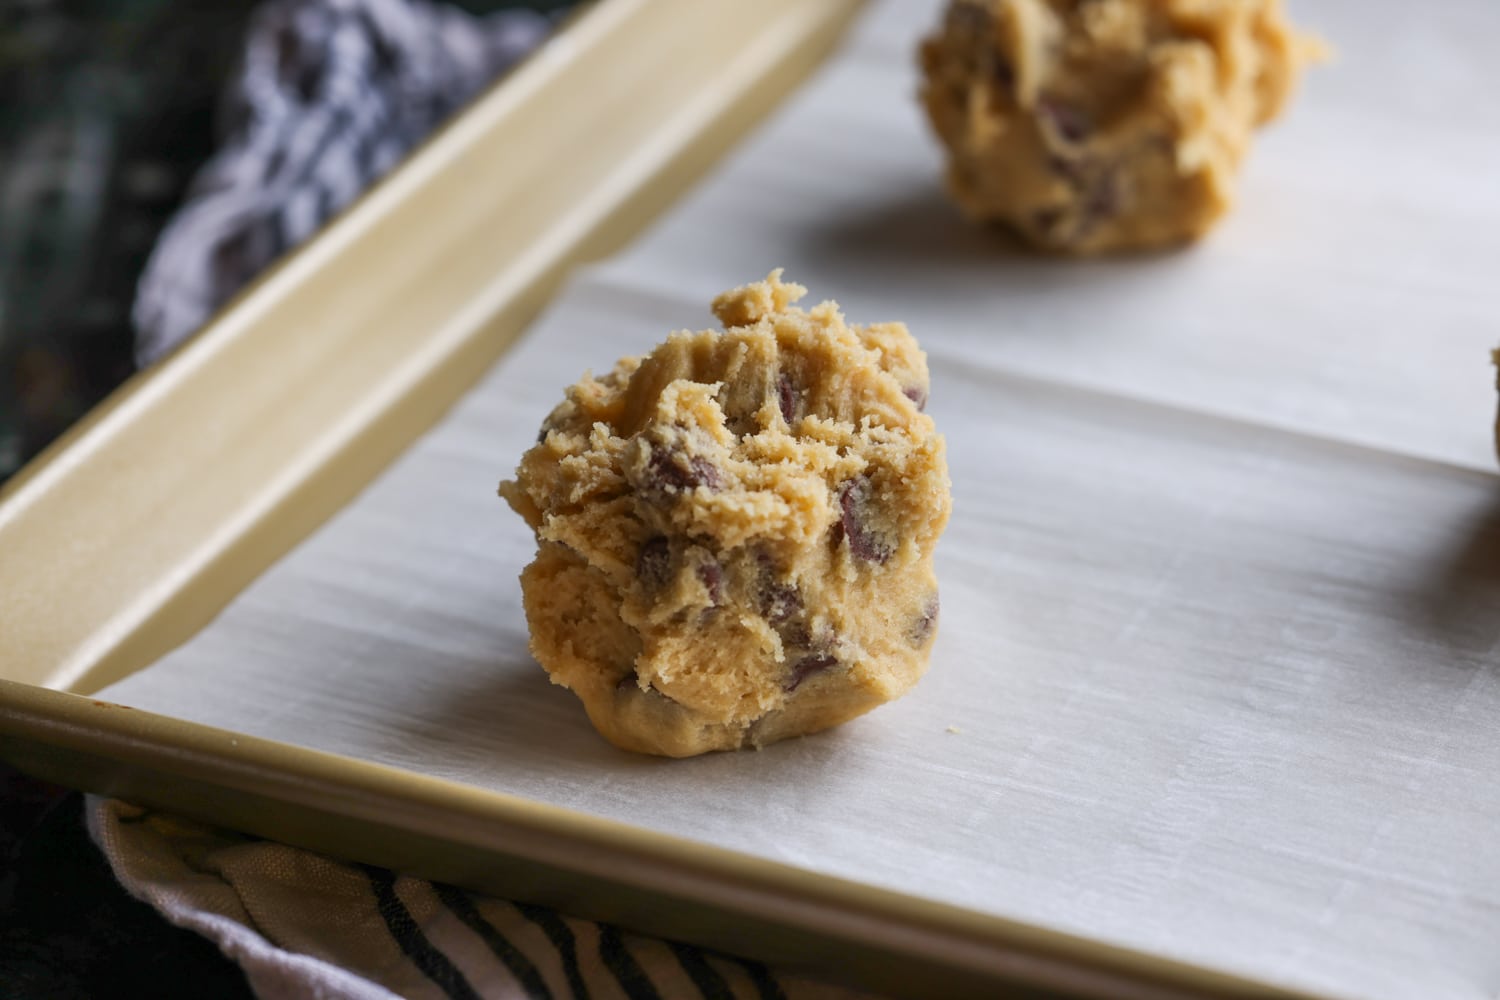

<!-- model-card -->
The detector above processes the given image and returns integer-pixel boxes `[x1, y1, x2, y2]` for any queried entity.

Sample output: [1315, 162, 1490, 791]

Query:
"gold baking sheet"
[0, 0, 1294, 996]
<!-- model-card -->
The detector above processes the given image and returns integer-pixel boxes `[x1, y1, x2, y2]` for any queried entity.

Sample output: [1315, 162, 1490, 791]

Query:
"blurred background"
[0, 0, 571, 487]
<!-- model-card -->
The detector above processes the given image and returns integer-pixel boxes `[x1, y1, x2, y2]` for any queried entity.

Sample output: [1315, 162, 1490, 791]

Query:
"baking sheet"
[103, 1, 1500, 998]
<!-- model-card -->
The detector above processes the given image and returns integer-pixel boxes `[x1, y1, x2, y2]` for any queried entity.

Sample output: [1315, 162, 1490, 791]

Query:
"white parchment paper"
[105, 2, 1500, 997]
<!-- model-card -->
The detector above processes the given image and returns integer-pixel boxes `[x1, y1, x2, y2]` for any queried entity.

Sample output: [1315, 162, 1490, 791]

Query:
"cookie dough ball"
[919, 0, 1320, 253]
[1492, 349, 1500, 465]
[500, 272, 951, 757]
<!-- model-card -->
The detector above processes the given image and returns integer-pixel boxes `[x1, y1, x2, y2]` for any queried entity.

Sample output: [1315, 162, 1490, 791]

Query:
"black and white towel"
[87, 798, 868, 1000]
[132, 0, 551, 364]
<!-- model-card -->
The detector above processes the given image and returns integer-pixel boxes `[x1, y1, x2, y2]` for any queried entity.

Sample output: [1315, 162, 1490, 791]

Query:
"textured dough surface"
[1492, 349, 1499, 466]
[919, 0, 1319, 253]
[500, 273, 951, 757]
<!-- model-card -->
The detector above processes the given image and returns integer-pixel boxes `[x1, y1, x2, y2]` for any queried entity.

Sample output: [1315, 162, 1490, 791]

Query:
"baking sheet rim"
[0, 680, 1324, 1000]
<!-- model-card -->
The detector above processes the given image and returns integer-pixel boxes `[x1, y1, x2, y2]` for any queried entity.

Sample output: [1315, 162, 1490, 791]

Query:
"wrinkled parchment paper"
[105, 2, 1500, 997]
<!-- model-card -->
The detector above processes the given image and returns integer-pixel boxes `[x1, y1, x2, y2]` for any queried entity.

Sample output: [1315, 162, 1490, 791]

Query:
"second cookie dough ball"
[919, 0, 1320, 253]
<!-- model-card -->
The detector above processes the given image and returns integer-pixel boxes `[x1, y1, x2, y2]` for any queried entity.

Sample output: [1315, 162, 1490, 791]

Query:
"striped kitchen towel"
[132, 0, 554, 365]
[86, 797, 873, 1000]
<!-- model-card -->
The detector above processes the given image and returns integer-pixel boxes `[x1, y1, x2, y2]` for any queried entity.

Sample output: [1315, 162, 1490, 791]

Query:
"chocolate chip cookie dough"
[919, 0, 1321, 253]
[1492, 349, 1500, 465]
[500, 273, 951, 757]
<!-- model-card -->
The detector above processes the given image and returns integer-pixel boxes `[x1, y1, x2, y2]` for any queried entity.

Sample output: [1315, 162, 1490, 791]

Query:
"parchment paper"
[104, 2, 1500, 998]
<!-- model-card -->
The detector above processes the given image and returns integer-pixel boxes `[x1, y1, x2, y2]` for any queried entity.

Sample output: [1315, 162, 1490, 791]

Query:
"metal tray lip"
[0, 679, 1325, 1000]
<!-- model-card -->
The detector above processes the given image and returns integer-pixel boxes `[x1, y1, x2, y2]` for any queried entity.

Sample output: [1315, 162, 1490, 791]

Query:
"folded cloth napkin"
[132, 0, 552, 365]
[86, 798, 867, 1000]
